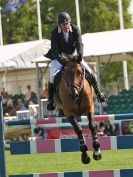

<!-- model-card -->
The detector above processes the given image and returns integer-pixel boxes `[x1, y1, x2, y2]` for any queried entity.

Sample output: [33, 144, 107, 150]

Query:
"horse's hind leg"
[88, 113, 102, 160]
[68, 117, 91, 164]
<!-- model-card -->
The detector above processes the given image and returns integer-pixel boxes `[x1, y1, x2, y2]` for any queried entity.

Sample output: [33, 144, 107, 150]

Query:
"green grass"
[6, 149, 133, 176]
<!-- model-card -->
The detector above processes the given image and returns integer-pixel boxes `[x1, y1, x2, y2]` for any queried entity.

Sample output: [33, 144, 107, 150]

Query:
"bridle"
[62, 63, 85, 101]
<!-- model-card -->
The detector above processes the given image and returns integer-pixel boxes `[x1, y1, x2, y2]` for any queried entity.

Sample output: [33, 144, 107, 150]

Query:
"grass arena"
[1, 97, 133, 177]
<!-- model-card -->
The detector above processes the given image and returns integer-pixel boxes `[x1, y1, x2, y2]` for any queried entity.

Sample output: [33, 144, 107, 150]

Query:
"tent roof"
[0, 39, 50, 69]
[0, 28, 133, 69]
[82, 28, 133, 62]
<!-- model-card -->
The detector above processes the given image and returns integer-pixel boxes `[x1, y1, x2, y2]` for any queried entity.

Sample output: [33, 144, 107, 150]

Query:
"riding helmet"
[58, 12, 71, 24]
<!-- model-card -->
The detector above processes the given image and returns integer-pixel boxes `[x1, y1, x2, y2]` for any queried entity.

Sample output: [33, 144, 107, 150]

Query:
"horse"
[54, 56, 102, 164]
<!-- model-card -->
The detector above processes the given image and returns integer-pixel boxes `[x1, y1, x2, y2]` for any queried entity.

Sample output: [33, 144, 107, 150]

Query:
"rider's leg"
[80, 60, 107, 102]
[47, 82, 55, 111]
[47, 60, 62, 111]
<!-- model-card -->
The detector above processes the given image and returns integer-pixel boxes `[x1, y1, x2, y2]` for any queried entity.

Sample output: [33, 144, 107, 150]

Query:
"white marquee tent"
[0, 40, 51, 119]
[0, 39, 50, 69]
[82, 28, 133, 62]
[0, 28, 133, 69]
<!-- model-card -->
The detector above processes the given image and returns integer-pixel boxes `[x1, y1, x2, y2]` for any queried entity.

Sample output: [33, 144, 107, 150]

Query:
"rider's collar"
[58, 25, 73, 33]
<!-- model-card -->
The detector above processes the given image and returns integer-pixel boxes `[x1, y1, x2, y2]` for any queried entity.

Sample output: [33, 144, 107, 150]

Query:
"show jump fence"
[5, 112, 133, 137]
[0, 96, 133, 177]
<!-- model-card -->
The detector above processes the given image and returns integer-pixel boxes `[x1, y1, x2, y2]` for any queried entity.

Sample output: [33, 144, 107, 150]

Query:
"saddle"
[53, 69, 64, 106]
[53, 69, 63, 89]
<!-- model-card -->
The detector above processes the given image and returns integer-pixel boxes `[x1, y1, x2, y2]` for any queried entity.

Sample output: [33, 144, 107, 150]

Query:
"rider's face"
[60, 22, 71, 33]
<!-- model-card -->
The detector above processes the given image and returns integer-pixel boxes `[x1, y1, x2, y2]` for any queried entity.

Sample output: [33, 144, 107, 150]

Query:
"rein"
[71, 82, 84, 95]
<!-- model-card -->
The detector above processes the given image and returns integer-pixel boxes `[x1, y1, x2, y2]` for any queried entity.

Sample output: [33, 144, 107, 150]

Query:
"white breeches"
[80, 60, 92, 74]
[49, 60, 62, 83]
[49, 59, 92, 83]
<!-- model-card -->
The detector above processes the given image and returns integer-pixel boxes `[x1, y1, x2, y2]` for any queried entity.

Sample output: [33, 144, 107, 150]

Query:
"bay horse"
[55, 56, 102, 164]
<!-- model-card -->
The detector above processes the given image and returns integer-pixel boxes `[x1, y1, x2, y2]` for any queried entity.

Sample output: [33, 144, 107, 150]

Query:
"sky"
[129, 0, 133, 13]
[128, 0, 133, 21]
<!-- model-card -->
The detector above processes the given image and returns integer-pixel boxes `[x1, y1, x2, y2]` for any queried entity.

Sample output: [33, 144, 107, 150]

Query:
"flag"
[3, 0, 26, 11]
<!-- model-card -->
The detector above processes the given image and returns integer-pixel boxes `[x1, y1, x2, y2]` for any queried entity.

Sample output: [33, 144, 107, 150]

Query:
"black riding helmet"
[58, 12, 71, 24]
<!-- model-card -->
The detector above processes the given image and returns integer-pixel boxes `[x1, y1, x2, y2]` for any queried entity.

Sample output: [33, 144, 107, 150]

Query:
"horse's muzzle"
[74, 93, 80, 102]
[69, 89, 79, 102]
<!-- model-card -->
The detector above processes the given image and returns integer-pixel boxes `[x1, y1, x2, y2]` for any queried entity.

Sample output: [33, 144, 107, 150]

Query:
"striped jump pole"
[5, 113, 133, 126]
[0, 96, 7, 177]
[10, 135, 133, 154]
[9, 168, 133, 177]
[5, 113, 133, 139]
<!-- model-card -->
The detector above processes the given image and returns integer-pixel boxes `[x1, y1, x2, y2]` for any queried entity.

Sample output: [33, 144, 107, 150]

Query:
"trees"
[1, 0, 38, 44]
[1, 0, 132, 43]
[80, 0, 132, 33]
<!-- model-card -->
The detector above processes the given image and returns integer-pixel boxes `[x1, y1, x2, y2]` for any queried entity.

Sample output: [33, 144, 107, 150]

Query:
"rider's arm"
[75, 26, 83, 59]
[51, 28, 60, 60]
[44, 28, 60, 60]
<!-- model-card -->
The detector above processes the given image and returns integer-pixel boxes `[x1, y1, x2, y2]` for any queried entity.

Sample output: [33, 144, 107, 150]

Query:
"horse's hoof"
[81, 151, 91, 164]
[93, 150, 102, 160]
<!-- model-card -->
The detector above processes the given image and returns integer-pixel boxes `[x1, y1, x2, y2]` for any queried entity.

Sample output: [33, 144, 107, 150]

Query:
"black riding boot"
[47, 82, 56, 111]
[86, 72, 107, 102]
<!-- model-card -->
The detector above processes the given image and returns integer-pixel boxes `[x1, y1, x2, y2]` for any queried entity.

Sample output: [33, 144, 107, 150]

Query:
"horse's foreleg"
[68, 117, 91, 164]
[88, 113, 102, 160]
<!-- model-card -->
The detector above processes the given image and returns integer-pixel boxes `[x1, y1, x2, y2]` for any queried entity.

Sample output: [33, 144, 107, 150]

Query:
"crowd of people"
[96, 121, 119, 136]
[1, 85, 43, 117]
[1, 84, 106, 118]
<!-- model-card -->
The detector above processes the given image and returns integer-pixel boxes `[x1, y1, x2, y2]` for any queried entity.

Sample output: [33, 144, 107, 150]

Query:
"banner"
[4, 0, 26, 11]
[47, 128, 90, 139]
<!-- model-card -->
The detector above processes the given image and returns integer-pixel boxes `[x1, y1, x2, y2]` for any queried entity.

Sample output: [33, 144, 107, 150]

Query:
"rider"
[45, 12, 107, 111]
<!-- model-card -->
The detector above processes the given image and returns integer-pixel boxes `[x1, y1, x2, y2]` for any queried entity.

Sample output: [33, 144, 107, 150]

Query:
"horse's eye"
[79, 73, 83, 76]
[76, 72, 82, 76]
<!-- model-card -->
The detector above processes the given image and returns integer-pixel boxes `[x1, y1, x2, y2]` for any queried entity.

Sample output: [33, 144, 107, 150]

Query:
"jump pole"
[0, 96, 7, 177]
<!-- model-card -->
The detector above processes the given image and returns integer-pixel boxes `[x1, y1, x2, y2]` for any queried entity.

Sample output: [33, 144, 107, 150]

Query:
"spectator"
[40, 83, 48, 99]
[17, 99, 27, 111]
[8, 103, 18, 116]
[3, 92, 13, 116]
[97, 121, 106, 136]
[29, 91, 38, 104]
[29, 105, 38, 119]
[24, 85, 32, 105]
[34, 126, 44, 139]
[105, 121, 119, 136]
